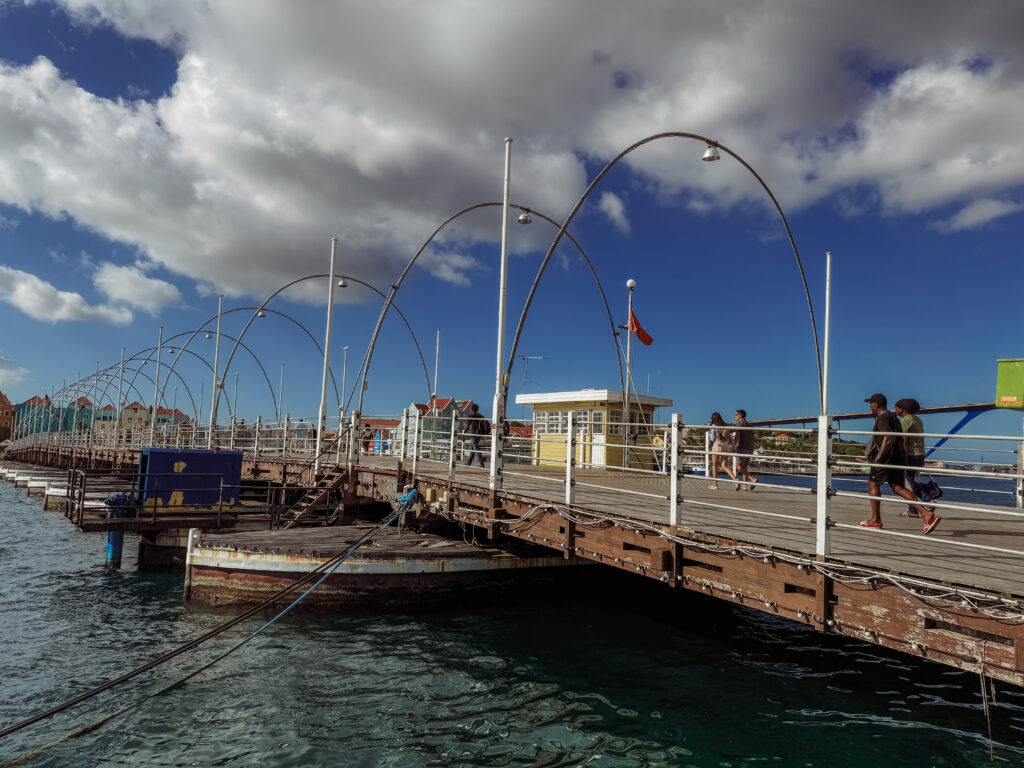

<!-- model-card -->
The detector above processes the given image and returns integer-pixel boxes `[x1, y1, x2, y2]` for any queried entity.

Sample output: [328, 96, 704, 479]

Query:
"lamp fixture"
[205, 332, 213, 339]
[257, 309, 267, 318]
[338, 279, 348, 288]
[517, 211, 533, 225]
[702, 144, 721, 162]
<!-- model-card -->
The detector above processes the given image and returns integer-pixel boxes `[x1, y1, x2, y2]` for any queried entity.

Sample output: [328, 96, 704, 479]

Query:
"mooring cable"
[0, 490, 417, 745]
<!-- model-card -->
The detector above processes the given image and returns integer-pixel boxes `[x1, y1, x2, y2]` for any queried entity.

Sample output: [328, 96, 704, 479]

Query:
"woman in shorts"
[709, 412, 737, 490]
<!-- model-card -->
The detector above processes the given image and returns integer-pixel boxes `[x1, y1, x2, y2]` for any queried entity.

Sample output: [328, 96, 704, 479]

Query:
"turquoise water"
[2, 478, 1024, 767]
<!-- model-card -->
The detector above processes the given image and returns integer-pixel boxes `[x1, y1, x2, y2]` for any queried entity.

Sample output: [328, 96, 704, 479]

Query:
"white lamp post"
[151, 327, 162, 447]
[314, 238, 339, 474]
[208, 295, 223, 448]
[489, 137, 514, 494]
[623, 279, 636, 468]
[341, 345, 349, 422]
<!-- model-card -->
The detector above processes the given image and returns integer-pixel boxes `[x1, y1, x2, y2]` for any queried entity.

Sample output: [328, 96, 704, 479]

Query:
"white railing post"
[283, 413, 291, 457]
[1017, 416, 1023, 510]
[815, 415, 832, 556]
[347, 412, 359, 469]
[564, 411, 575, 505]
[229, 418, 236, 451]
[670, 413, 681, 528]
[336, 406, 345, 466]
[703, 429, 711, 477]
[395, 414, 407, 480]
[411, 412, 420, 475]
[815, 251, 833, 557]
[447, 411, 457, 485]
[253, 415, 262, 457]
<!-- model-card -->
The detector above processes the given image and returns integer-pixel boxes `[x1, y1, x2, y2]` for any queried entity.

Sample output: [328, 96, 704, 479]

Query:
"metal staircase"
[280, 466, 347, 529]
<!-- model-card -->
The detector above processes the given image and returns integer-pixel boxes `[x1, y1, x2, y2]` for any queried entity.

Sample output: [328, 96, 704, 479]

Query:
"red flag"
[628, 310, 653, 346]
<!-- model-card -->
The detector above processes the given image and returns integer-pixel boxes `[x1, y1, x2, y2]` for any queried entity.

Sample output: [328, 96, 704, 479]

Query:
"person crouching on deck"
[858, 393, 940, 534]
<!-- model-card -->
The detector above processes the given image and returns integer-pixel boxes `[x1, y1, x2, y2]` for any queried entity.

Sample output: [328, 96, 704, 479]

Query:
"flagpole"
[623, 278, 635, 468]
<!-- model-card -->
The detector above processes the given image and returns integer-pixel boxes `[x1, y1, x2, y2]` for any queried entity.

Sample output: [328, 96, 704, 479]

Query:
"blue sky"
[1, 1, 1023, 443]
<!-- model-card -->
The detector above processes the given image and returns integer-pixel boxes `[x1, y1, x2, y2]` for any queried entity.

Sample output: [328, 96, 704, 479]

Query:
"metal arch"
[121, 343, 218, 421]
[122, 328, 274, 423]
[155, 318, 294, 426]
[503, 132, 823, 415]
[69, 359, 200, 424]
[54, 370, 150, 412]
[352, 201, 622, 415]
[157, 318, 293, 424]
[91, 359, 201, 424]
[52, 366, 168, 431]
[119, 342, 216, 421]
[218, 274, 433, 418]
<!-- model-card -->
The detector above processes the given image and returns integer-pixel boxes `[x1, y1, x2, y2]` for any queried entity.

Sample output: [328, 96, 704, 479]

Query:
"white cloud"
[597, 191, 630, 234]
[0, 348, 29, 390]
[0, 265, 132, 324]
[0, 1, 1022, 300]
[0, 363, 30, 390]
[93, 262, 182, 313]
[417, 248, 479, 287]
[49, 248, 95, 271]
[930, 198, 1024, 233]
[0, 212, 18, 230]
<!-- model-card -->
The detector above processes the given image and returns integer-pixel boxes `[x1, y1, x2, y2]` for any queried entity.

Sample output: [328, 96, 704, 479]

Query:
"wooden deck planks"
[361, 454, 1024, 597]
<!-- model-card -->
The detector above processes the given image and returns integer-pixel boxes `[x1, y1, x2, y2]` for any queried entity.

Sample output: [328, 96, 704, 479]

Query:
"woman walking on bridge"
[709, 412, 738, 490]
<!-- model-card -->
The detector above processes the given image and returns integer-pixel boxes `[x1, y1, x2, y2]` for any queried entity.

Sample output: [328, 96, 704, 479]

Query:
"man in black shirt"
[734, 409, 758, 491]
[860, 393, 940, 533]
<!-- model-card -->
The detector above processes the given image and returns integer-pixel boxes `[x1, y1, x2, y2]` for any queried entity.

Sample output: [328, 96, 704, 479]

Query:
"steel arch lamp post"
[500, 131, 823, 441]
[314, 238, 339, 474]
[349, 201, 624, 426]
[489, 137, 515, 495]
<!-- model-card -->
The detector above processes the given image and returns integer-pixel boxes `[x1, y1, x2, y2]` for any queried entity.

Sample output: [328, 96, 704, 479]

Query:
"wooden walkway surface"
[360, 455, 1024, 597]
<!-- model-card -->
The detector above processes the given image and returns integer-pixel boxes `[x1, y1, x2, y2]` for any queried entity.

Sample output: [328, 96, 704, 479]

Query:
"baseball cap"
[864, 393, 887, 407]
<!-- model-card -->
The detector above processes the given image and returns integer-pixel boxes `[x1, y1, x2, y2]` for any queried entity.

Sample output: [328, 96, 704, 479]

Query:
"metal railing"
[12, 404, 1024, 563]
[378, 409, 1024, 561]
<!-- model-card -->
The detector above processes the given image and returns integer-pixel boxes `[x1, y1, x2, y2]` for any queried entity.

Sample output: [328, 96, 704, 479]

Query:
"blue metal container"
[137, 448, 243, 513]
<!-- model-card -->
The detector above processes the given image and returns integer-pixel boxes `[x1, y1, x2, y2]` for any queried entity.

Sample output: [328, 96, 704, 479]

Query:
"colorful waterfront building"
[514, 389, 673, 470]
[14, 395, 58, 435]
[155, 406, 190, 428]
[0, 388, 13, 439]
[405, 396, 477, 442]
[65, 396, 94, 431]
[121, 401, 150, 432]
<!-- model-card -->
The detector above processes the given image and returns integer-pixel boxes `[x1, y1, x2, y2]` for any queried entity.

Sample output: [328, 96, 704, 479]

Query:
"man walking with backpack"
[858, 393, 940, 534]
[465, 403, 489, 468]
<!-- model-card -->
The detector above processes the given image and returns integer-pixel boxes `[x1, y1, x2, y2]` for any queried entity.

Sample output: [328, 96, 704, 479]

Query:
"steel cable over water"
[0, 489, 419, 745]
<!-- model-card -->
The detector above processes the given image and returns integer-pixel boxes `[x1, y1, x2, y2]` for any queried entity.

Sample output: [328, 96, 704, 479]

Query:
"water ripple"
[2, 480, 1024, 766]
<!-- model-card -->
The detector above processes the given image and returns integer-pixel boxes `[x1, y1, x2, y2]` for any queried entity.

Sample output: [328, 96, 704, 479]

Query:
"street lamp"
[314, 238, 338, 473]
[490, 137, 516, 495]
[623, 279, 637, 467]
[208, 294, 223, 448]
[501, 131, 822, 421]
